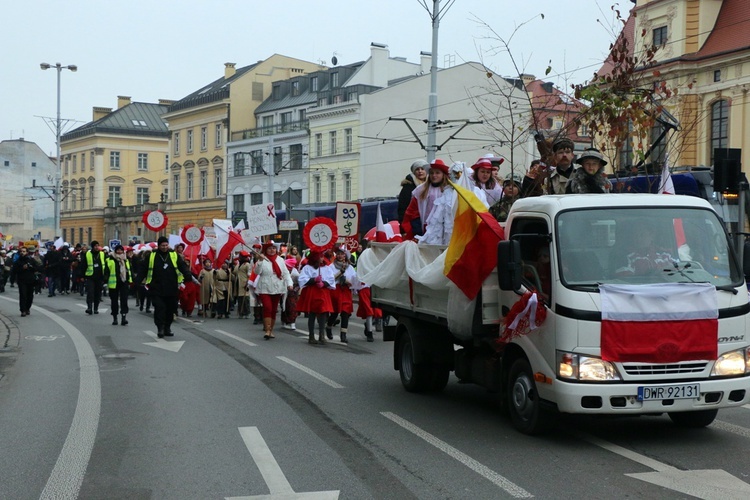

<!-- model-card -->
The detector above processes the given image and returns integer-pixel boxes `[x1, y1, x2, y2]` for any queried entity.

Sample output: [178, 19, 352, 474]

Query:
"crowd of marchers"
[0, 235, 383, 346]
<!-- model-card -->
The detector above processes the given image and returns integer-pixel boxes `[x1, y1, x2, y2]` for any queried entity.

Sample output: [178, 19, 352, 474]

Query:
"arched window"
[710, 100, 729, 165]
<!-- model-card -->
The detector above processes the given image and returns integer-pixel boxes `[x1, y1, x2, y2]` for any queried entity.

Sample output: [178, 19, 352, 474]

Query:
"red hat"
[262, 241, 277, 254]
[471, 158, 494, 172]
[239, 250, 250, 257]
[429, 158, 450, 175]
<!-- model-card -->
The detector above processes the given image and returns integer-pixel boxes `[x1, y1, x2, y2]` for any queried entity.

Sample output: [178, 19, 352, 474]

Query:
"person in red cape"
[296, 250, 335, 345]
[325, 246, 357, 343]
[254, 242, 293, 340]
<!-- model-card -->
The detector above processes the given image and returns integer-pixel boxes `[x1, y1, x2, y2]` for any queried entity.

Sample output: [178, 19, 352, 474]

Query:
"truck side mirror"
[498, 240, 522, 291]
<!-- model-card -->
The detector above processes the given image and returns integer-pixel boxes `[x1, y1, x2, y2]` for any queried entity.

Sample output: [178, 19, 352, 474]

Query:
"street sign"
[109, 239, 121, 249]
[279, 220, 299, 231]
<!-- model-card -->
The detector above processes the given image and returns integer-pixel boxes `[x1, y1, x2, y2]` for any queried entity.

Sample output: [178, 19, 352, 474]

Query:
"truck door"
[509, 218, 552, 303]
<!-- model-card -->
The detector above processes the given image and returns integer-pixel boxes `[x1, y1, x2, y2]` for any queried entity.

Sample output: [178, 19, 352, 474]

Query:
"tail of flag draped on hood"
[444, 181, 505, 300]
[599, 283, 718, 363]
[213, 219, 245, 267]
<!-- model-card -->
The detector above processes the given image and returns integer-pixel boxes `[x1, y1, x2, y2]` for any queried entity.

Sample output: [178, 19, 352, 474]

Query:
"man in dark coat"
[43, 244, 62, 297]
[397, 159, 428, 222]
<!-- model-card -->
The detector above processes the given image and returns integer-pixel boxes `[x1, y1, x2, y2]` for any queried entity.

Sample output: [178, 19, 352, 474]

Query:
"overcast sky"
[1, 0, 625, 156]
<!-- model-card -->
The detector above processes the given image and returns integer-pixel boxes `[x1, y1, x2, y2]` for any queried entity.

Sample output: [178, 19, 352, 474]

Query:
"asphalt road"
[0, 290, 749, 499]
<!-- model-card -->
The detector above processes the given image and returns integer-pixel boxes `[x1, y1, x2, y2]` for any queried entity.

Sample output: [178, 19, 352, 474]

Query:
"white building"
[358, 62, 532, 198]
[0, 139, 57, 242]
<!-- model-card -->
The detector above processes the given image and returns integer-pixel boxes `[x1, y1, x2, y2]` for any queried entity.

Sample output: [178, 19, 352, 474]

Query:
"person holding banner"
[254, 241, 293, 340]
[296, 250, 335, 345]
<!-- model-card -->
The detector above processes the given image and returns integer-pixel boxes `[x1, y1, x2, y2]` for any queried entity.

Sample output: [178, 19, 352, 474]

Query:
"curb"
[0, 311, 21, 382]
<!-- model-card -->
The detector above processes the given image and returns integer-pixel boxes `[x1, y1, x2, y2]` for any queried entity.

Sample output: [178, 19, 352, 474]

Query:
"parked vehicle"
[363, 194, 750, 434]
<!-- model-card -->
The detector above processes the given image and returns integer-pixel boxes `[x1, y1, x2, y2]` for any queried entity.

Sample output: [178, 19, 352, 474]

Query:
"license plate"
[637, 383, 700, 401]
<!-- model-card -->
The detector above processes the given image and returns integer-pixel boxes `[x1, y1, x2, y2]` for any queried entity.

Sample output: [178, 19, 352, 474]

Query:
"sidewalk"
[0, 310, 21, 382]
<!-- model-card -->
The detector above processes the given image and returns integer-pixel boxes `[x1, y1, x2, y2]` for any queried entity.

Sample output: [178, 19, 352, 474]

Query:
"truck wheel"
[507, 358, 550, 435]
[429, 364, 451, 392]
[399, 334, 430, 393]
[668, 409, 718, 428]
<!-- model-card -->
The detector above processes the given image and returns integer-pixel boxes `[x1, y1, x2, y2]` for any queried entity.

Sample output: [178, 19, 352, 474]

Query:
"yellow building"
[60, 96, 171, 246]
[162, 55, 323, 233]
[601, 0, 750, 171]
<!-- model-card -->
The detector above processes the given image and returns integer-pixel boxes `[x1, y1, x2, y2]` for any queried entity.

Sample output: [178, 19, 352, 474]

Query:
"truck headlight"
[557, 351, 621, 381]
[711, 347, 750, 377]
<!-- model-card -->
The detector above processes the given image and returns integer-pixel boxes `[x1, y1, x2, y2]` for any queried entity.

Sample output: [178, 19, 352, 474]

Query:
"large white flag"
[659, 154, 675, 194]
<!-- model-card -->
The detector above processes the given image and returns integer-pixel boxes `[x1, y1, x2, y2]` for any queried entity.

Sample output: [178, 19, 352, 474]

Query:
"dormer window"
[311, 76, 319, 92]
[272, 84, 281, 100]
[291, 81, 300, 97]
[331, 72, 339, 87]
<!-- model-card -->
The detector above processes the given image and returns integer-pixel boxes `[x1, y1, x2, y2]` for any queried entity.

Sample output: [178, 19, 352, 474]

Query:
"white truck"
[359, 194, 750, 434]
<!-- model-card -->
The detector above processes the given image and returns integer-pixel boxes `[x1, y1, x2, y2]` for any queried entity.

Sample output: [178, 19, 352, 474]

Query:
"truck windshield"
[556, 207, 742, 289]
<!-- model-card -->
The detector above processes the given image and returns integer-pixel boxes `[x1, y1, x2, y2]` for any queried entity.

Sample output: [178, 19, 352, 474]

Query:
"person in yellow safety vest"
[80, 240, 106, 315]
[106, 244, 132, 326]
[143, 236, 197, 338]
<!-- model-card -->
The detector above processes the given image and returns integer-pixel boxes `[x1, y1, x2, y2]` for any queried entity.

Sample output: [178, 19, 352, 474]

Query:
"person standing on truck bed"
[470, 157, 503, 206]
[401, 158, 451, 241]
[566, 148, 612, 194]
[397, 159, 428, 223]
[522, 137, 577, 195]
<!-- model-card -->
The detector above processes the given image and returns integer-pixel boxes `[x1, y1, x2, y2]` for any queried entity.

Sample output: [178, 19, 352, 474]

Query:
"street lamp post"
[40, 62, 77, 239]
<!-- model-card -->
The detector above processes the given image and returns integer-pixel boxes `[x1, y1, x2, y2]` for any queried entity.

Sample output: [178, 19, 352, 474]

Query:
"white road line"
[380, 412, 533, 498]
[33, 304, 101, 499]
[742, 404, 750, 410]
[579, 433, 677, 472]
[215, 329, 258, 347]
[712, 420, 750, 439]
[238, 426, 295, 495]
[276, 357, 344, 389]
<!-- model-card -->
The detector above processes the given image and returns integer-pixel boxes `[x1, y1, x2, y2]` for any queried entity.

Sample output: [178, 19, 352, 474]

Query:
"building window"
[328, 174, 336, 202]
[311, 76, 318, 91]
[64, 157, 68, 174]
[343, 172, 351, 200]
[233, 194, 244, 213]
[186, 172, 194, 200]
[200, 170, 208, 198]
[31, 161, 36, 167]
[187, 129, 193, 153]
[710, 100, 729, 164]
[136, 187, 149, 205]
[108, 186, 121, 207]
[345, 128, 353, 153]
[80, 153, 85, 170]
[250, 192, 263, 206]
[653, 26, 667, 47]
[174, 132, 180, 155]
[80, 186, 86, 210]
[215, 169, 222, 196]
[291, 80, 300, 97]
[274, 191, 282, 209]
[173, 174, 180, 201]
[714, 69, 721, 82]
[281, 112, 293, 131]
[234, 153, 246, 176]
[650, 121, 667, 165]
[313, 175, 321, 203]
[299, 109, 306, 123]
[290, 144, 303, 170]
[329, 131, 337, 155]
[89, 185, 94, 207]
[79, 228, 83, 244]
[72, 154, 77, 173]
[70, 191, 77, 210]
[200, 126, 207, 150]
[215, 123, 222, 147]
[333, 94, 344, 104]
[138, 152, 148, 171]
[619, 122, 633, 170]
[331, 72, 339, 87]
[109, 151, 120, 169]
[315, 134, 322, 157]
[90, 151, 95, 170]
[252, 82, 264, 101]
[262, 116, 274, 133]
[251, 150, 264, 175]
[273, 146, 282, 172]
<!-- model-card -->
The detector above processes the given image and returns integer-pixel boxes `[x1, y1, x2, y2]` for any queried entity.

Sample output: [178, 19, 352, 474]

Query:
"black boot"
[326, 327, 333, 340]
[340, 329, 348, 343]
[164, 326, 174, 337]
[112, 316, 118, 326]
[121, 315, 128, 326]
[94, 305, 99, 314]
[365, 331, 374, 342]
[85, 306, 92, 315]
[157, 328, 164, 338]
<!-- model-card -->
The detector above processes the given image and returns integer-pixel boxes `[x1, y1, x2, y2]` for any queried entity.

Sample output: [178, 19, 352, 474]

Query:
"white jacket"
[254, 255, 293, 294]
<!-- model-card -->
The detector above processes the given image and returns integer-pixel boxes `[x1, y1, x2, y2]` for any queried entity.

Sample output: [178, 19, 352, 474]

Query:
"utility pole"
[426, 0, 441, 163]
[40, 62, 77, 239]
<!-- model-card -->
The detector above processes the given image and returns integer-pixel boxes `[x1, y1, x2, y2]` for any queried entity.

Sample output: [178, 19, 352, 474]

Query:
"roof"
[598, 0, 750, 76]
[689, 0, 750, 60]
[168, 62, 259, 113]
[61, 102, 169, 142]
[511, 193, 712, 215]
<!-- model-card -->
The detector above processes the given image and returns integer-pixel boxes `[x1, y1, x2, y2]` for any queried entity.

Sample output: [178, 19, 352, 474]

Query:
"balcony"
[231, 119, 308, 142]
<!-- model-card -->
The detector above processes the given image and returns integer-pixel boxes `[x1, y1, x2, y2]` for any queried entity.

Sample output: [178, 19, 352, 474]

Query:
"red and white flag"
[659, 154, 675, 195]
[599, 283, 718, 363]
[376, 203, 402, 243]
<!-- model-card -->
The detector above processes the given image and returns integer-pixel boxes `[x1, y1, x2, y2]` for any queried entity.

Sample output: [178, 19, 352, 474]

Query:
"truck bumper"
[552, 376, 750, 414]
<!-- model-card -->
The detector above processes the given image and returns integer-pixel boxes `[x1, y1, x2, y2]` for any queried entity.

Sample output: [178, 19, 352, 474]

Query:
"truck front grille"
[622, 362, 708, 375]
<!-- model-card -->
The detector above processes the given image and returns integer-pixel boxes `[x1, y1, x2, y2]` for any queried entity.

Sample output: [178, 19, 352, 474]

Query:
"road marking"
[215, 329, 258, 347]
[712, 419, 750, 439]
[742, 404, 750, 410]
[75, 303, 108, 313]
[25, 335, 66, 341]
[579, 432, 750, 498]
[228, 426, 339, 499]
[142, 330, 184, 353]
[276, 357, 344, 389]
[380, 412, 533, 498]
[27, 303, 101, 500]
